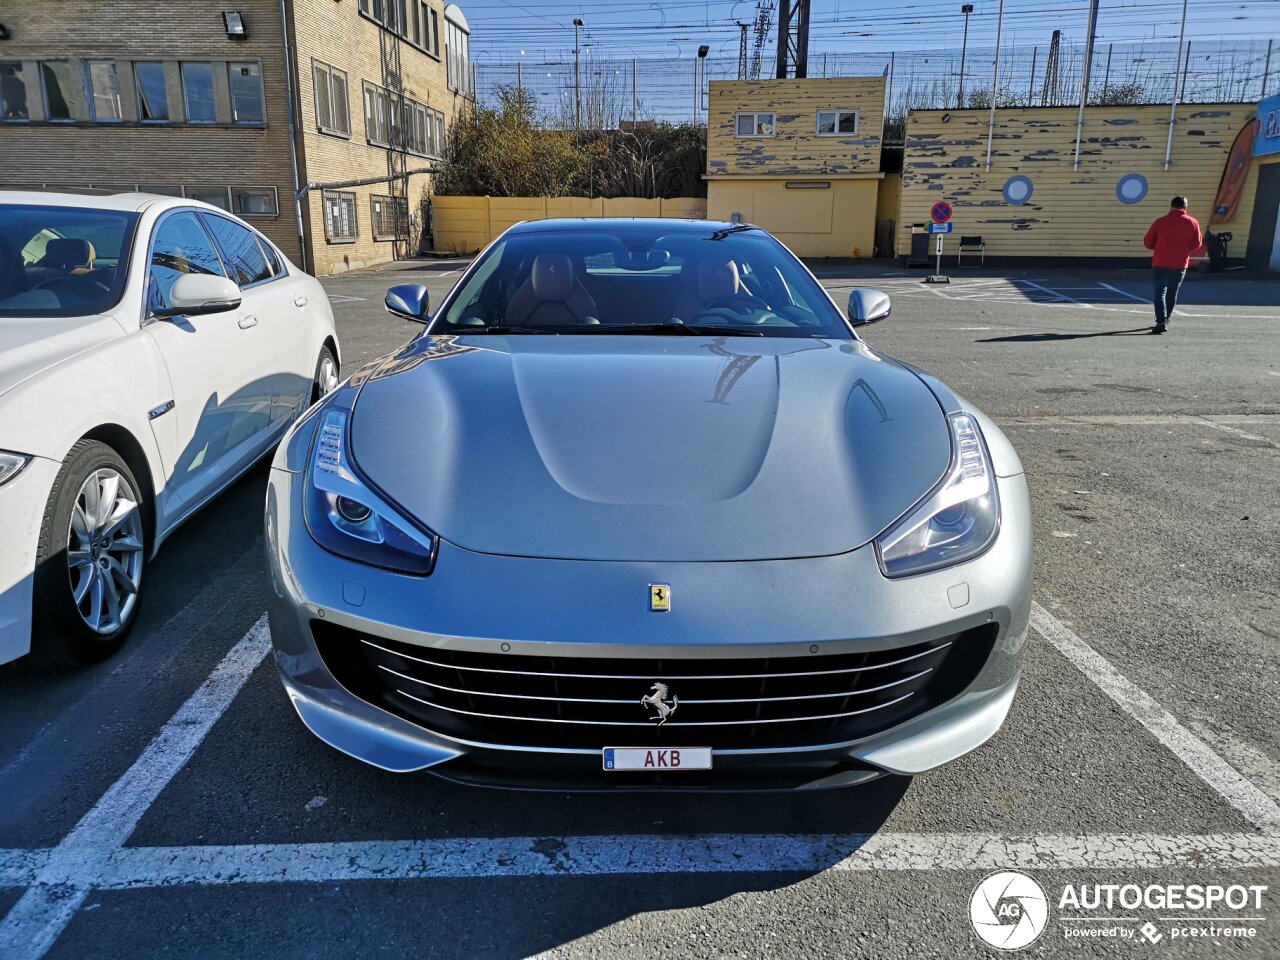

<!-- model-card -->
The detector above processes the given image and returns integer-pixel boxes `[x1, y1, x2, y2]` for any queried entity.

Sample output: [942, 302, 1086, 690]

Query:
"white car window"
[147, 212, 228, 313]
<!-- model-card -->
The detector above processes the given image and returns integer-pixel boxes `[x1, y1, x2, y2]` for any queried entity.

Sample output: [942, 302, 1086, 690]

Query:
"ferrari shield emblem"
[649, 583, 671, 613]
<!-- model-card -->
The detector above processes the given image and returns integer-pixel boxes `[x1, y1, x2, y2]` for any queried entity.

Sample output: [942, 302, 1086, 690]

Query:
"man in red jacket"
[1142, 196, 1202, 335]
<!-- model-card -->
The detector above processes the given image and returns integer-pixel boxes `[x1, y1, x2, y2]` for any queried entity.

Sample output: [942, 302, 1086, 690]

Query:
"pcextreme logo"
[970, 871, 1049, 950]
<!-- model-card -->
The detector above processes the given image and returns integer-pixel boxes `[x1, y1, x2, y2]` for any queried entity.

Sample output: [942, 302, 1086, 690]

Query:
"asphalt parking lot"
[1, 259, 1277, 959]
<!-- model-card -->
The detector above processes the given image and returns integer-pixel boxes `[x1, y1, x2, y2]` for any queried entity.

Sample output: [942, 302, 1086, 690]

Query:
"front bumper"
[0, 456, 59, 665]
[265, 467, 1032, 789]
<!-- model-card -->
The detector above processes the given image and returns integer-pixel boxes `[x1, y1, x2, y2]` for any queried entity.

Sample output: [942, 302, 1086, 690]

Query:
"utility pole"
[695, 45, 709, 122]
[774, 0, 810, 79]
[738, 22, 749, 79]
[1164, 0, 1189, 170]
[983, 0, 1004, 171]
[573, 18, 584, 130]
[1263, 39, 1273, 98]
[1072, 0, 1101, 170]
[957, 4, 974, 109]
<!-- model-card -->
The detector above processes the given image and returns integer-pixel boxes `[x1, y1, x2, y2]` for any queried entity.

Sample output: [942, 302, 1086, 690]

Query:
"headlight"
[303, 409, 438, 575]
[875, 413, 1000, 578]
[0, 451, 31, 487]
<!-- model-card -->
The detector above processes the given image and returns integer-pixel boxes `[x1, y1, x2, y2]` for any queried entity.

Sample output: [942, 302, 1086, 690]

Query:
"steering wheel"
[701, 292, 769, 315]
[33, 276, 111, 296]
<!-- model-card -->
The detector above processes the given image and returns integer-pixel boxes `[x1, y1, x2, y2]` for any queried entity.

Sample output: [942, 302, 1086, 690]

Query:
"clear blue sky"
[460, 0, 1280, 62]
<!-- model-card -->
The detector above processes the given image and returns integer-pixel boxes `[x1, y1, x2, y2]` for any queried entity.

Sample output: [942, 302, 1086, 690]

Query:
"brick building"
[0, 1, 474, 275]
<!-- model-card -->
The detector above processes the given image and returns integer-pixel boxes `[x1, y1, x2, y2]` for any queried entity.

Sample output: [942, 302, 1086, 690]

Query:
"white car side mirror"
[154, 273, 242, 319]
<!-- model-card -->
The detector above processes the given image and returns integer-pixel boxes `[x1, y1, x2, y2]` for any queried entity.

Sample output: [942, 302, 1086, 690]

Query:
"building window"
[735, 112, 775, 138]
[86, 61, 123, 121]
[446, 16, 471, 97]
[0, 62, 31, 121]
[231, 185, 279, 219]
[371, 194, 409, 241]
[184, 186, 230, 210]
[40, 61, 75, 121]
[313, 61, 350, 136]
[228, 62, 265, 124]
[135, 62, 169, 122]
[324, 190, 358, 242]
[816, 109, 859, 136]
[427, 107, 444, 157]
[363, 83, 389, 144]
[429, 8, 440, 56]
[182, 63, 216, 123]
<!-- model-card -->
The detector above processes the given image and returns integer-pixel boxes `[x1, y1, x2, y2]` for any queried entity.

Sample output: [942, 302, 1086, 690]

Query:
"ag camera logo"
[971, 871, 1049, 950]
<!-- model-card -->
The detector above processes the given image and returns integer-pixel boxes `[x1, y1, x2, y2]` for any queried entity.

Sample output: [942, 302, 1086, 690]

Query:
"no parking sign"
[931, 201, 953, 224]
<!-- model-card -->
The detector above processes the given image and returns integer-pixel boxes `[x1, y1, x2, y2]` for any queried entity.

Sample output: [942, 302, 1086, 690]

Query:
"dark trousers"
[1152, 267, 1186, 326]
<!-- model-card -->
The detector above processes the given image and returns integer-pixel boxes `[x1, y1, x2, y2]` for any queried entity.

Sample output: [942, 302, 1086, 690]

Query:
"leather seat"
[35, 238, 97, 275]
[504, 253, 599, 327]
[671, 257, 743, 321]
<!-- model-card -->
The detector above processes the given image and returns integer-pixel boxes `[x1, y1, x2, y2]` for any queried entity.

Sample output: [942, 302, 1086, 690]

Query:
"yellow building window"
[816, 110, 859, 136]
[735, 112, 775, 138]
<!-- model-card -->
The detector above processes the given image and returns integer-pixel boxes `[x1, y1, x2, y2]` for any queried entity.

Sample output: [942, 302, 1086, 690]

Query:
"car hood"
[0, 313, 123, 402]
[349, 335, 950, 562]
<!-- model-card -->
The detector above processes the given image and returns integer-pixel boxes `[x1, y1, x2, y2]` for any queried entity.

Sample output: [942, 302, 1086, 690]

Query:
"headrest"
[697, 259, 740, 301]
[530, 253, 574, 302]
[44, 238, 95, 268]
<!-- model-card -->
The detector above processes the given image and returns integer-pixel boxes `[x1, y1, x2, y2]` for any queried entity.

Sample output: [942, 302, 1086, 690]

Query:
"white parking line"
[0, 617, 271, 960]
[1097, 282, 1150, 303]
[1030, 602, 1280, 832]
[0, 833, 1276, 892]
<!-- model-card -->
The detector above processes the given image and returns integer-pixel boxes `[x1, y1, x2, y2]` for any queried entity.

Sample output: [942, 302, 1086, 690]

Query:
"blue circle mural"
[1002, 176, 1034, 205]
[1116, 173, 1149, 205]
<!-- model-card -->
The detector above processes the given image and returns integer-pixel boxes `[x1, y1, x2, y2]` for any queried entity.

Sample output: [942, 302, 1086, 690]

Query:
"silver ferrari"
[265, 219, 1032, 790]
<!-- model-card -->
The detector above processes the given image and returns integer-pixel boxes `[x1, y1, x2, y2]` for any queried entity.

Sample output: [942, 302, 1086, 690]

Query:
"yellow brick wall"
[706, 78, 885, 177]
[897, 103, 1258, 259]
[291, 0, 467, 275]
[0, 0, 301, 260]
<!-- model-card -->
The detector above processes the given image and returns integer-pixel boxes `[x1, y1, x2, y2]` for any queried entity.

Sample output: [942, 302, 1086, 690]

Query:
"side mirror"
[847, 288, 891, 326]
[153, 273, 242, 319]
[385, 283, 430, 324]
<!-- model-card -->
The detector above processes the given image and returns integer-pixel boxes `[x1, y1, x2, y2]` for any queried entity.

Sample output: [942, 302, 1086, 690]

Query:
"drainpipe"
[296, 168, 440, 199]
[279, 0, 308, 272]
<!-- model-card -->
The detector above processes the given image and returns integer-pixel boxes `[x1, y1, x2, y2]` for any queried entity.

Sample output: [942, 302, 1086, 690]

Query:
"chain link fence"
[475, 37, 1277, 136]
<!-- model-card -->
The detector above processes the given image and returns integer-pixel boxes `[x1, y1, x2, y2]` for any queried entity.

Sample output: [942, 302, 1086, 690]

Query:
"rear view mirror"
[153, 273, 242, 319]
[385, 284, 430, 324]
[847, 288, 891, 326]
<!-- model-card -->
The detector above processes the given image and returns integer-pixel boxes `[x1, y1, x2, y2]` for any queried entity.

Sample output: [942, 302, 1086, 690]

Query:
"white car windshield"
[0, 204, 139, 317]
[435, 222, 852, 339]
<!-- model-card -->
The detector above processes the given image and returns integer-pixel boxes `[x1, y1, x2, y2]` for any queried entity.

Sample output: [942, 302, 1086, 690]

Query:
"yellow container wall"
[896, 103, 1258, 259]
[707, 179, 879, 258]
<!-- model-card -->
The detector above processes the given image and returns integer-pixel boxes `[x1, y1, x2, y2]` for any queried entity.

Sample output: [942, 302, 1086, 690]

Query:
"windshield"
[0, 204, 139, 318]
[435, 223, 852, 339]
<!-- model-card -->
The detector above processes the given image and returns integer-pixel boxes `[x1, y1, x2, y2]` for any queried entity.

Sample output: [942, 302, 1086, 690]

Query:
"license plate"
[602, 746, 712, 771]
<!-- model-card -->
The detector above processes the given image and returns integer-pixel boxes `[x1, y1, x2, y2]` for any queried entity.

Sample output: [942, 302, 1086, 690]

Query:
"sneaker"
[1152, 324, 1167, 335]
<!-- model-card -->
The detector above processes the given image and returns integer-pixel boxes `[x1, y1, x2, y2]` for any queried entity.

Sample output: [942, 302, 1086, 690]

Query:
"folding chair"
[957, 235, 985, 268]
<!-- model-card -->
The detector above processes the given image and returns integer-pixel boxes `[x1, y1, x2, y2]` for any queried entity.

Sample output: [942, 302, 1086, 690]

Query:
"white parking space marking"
[1097, 281, 1150, 303]
[1031, 602, 1280, 832]
[0, 851, 48, 888]
[0, 834, 1274, 893]
[326, 294, 366, 303]
[0, 618, 271, 960]
[1189, 722, 1280, 805]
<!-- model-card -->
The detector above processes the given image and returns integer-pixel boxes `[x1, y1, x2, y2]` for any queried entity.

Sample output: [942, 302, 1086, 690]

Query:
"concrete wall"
[432, 196, 708, 253]
[706, 177, 880, 258]
[897, 103, 1258, 260]
[706, 78, 885, 177]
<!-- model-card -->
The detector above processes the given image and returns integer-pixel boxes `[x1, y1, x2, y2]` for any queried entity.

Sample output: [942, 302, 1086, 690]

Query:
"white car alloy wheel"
[67, 467, 145, 634]
[313, 347, 340, 404]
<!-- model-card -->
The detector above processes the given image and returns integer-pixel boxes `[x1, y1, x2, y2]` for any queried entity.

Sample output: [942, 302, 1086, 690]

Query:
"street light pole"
[573, 18, 584, 130]
[957, 4, 974, 109]
[696, 44, 710, 123]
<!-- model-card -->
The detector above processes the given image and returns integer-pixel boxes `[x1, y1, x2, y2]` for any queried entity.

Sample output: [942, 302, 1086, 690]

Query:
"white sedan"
[0, 191, 340, 665]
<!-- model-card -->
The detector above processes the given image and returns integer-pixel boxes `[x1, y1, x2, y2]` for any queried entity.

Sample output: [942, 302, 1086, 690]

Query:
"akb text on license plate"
[603, 747, 712, 771]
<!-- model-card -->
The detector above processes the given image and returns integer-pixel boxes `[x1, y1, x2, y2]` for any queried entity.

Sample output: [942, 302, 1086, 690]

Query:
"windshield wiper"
[454, 325, 546, 335]
[581, 323, 765, 337]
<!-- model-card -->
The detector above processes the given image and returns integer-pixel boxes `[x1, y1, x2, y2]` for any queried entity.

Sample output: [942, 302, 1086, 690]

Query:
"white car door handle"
[294, 296, 308, 308]
[238, 315, 258, 330]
